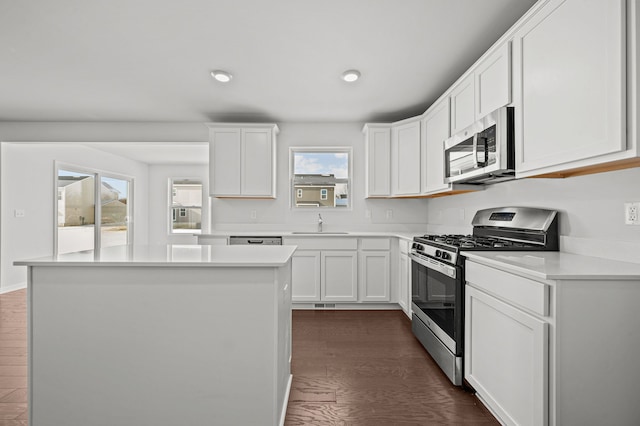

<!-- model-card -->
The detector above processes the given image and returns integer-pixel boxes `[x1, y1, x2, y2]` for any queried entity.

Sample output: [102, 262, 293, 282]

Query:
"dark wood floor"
[285, 310, 498, 425]
[0, 290, 497, 425]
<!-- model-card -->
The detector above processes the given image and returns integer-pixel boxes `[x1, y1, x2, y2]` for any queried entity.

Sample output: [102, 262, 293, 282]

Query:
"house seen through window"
[292, 149, 350, 208]
[170, 179, 202, 233]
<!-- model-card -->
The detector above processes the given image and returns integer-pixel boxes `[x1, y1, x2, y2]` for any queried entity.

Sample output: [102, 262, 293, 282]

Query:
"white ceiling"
[0, 0, 537, 125]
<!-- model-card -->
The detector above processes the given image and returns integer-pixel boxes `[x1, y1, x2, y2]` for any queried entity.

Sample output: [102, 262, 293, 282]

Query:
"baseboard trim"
[0, 282, 27, 294]
[292, 302, 402, 310]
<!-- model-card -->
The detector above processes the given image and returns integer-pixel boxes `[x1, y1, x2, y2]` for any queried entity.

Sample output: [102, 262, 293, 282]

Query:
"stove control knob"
[435, 250, 442, 258]
[441, 252, 450, 260]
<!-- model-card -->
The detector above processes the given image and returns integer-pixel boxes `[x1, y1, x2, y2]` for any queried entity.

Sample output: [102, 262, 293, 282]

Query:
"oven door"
[410, 253, 463, 356]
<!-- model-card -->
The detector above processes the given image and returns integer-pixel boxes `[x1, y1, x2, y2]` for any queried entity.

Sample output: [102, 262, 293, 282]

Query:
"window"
[170, 178, 202, 233]
[291, 148, 351, 208]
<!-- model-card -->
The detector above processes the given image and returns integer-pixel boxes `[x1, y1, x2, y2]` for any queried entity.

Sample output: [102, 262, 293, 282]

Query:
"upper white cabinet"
[363, 118, 421, 198]
[392, 118, 422, 196]
[422, 98, 451, 194]
[363, 124, 392, 197]
[449, 74, 476, 135]
[208, 123, 278, 198]
[512, 0, 627, 177]
[475, 41, 512, 118]
[450, 41, 512, 136]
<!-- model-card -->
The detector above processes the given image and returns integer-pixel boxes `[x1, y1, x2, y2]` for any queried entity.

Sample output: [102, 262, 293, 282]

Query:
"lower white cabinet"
[286, 237, 392, 305]
[321, 251, 358, 302]
[286, 238, 358, 303]
[359, 251, 390, 302]
[291, 250, 321, 301]
[465, 285, 548, 426]
[291, 250, 357, 302]
[398, 239, 411, 317]
[465, 258, 640, 426]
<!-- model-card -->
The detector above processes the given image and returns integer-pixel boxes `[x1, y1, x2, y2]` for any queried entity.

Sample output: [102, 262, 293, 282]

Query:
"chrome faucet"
[317, 213, 323, 232]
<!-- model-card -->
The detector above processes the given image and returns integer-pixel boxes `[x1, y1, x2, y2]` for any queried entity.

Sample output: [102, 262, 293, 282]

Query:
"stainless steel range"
[409, 206, 558, 385]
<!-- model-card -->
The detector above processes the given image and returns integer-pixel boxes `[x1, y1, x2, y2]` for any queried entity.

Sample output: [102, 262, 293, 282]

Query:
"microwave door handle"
[477, 135, 488, 167]
[472, 133, 479, 168]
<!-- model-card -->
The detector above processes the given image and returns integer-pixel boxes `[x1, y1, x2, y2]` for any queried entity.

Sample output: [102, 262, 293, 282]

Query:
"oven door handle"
[409, 252, 457, 279]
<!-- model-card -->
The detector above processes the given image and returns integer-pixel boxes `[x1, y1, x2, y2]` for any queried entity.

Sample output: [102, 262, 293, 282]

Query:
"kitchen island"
[15, 244, 296, 426]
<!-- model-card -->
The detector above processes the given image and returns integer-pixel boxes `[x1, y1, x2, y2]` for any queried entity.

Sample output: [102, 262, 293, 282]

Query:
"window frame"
[289, 146, 353, 211]
[169, 177, 204, 235]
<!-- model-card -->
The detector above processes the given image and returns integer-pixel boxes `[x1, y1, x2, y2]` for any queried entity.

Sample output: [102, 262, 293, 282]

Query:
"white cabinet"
[465, 257, 640, 426]
[422, 98, 451, 194]
[450, 40, 512, 136]
[208, 123, 278, 198]
[392, 118, 422, 196]
[512, 0, 626, 177]
[398, 239, 411, 317]
[285, 238, 358, 303]
[475, 41, 511, 118]
[358, 238, 391, 302]
[291, 250, 321, 301]
[321, 251, 358, 302]
[449, 74, 476, 135]
[363, 124, 392, 197]
[197, 236, 228, 245]
[465, 285, 548, 426]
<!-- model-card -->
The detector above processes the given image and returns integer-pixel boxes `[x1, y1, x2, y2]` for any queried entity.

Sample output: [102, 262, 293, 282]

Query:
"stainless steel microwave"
[444, 106, 515, 184]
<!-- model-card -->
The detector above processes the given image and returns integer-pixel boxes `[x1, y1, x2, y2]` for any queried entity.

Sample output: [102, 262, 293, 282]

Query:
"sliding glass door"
[100, 176, 130, 249]
[56, 165, 132, 255]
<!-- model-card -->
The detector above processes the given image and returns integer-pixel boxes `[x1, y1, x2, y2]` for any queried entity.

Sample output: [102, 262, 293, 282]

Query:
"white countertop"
[462, 251, 640, 280]
[14, 244, 297, 267]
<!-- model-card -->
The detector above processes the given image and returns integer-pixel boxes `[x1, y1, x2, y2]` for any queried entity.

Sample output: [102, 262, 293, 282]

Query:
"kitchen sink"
[290, 231, 350, 235]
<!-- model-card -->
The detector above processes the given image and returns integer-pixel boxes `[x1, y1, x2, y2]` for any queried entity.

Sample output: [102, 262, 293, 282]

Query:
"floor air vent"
[313, 303, 336, 309]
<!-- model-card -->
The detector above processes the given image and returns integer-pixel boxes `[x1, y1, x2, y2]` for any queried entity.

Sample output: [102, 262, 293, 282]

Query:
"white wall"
[425, 167, 640, 262]
[211, 122, 430, 232]
[148, 164, 209, 245]
[0, 143, 150, 290]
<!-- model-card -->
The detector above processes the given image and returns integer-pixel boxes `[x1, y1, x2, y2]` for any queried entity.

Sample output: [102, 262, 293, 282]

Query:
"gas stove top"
[415, 234, 541, 250]
[411, 207, 559, 266]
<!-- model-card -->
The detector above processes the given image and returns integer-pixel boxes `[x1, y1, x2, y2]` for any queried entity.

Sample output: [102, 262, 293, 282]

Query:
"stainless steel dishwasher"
[228, 236, 282, 245]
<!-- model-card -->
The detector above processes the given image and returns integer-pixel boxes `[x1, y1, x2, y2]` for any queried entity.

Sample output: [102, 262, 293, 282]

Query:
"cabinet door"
[450, 74, 476, 134]
[392, 120, 421, 195]
[358, 251, 390, 302]
[321, 251, 358, 302]
[422, 98, 451, 194]
[513, 0, 625, 176]
[210, 128, 241, 196]
[398, 253, 410, 317]
[365, 127, 392, 197]
[242, 128, 274, 197]
[291, 250, 321, 302]
[465, 286, 548, 426]
[476, 41, 511, 118]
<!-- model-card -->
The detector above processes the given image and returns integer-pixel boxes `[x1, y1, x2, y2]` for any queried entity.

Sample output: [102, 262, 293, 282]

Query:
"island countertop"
[14, 244, 297, 267]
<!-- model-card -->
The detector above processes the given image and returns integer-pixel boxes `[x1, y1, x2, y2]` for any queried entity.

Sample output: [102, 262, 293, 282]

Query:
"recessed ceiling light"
[211, 70, 233, 83]
[341, 69, 361, 82]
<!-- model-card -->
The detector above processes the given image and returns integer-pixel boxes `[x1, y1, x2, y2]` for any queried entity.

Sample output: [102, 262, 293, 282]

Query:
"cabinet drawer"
[465, 261, 549, 316]
[360, 238, 391, 250]
[283, 238, 358, 251]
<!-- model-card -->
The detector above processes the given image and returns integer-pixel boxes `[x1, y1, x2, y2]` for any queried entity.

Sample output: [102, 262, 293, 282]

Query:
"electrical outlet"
[14, 209, 25, 218]
[386, 209, 393, 220]
[624, 202, 640, 225]
[250, 210, 257, 220]
[365, 209, 371, 219]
